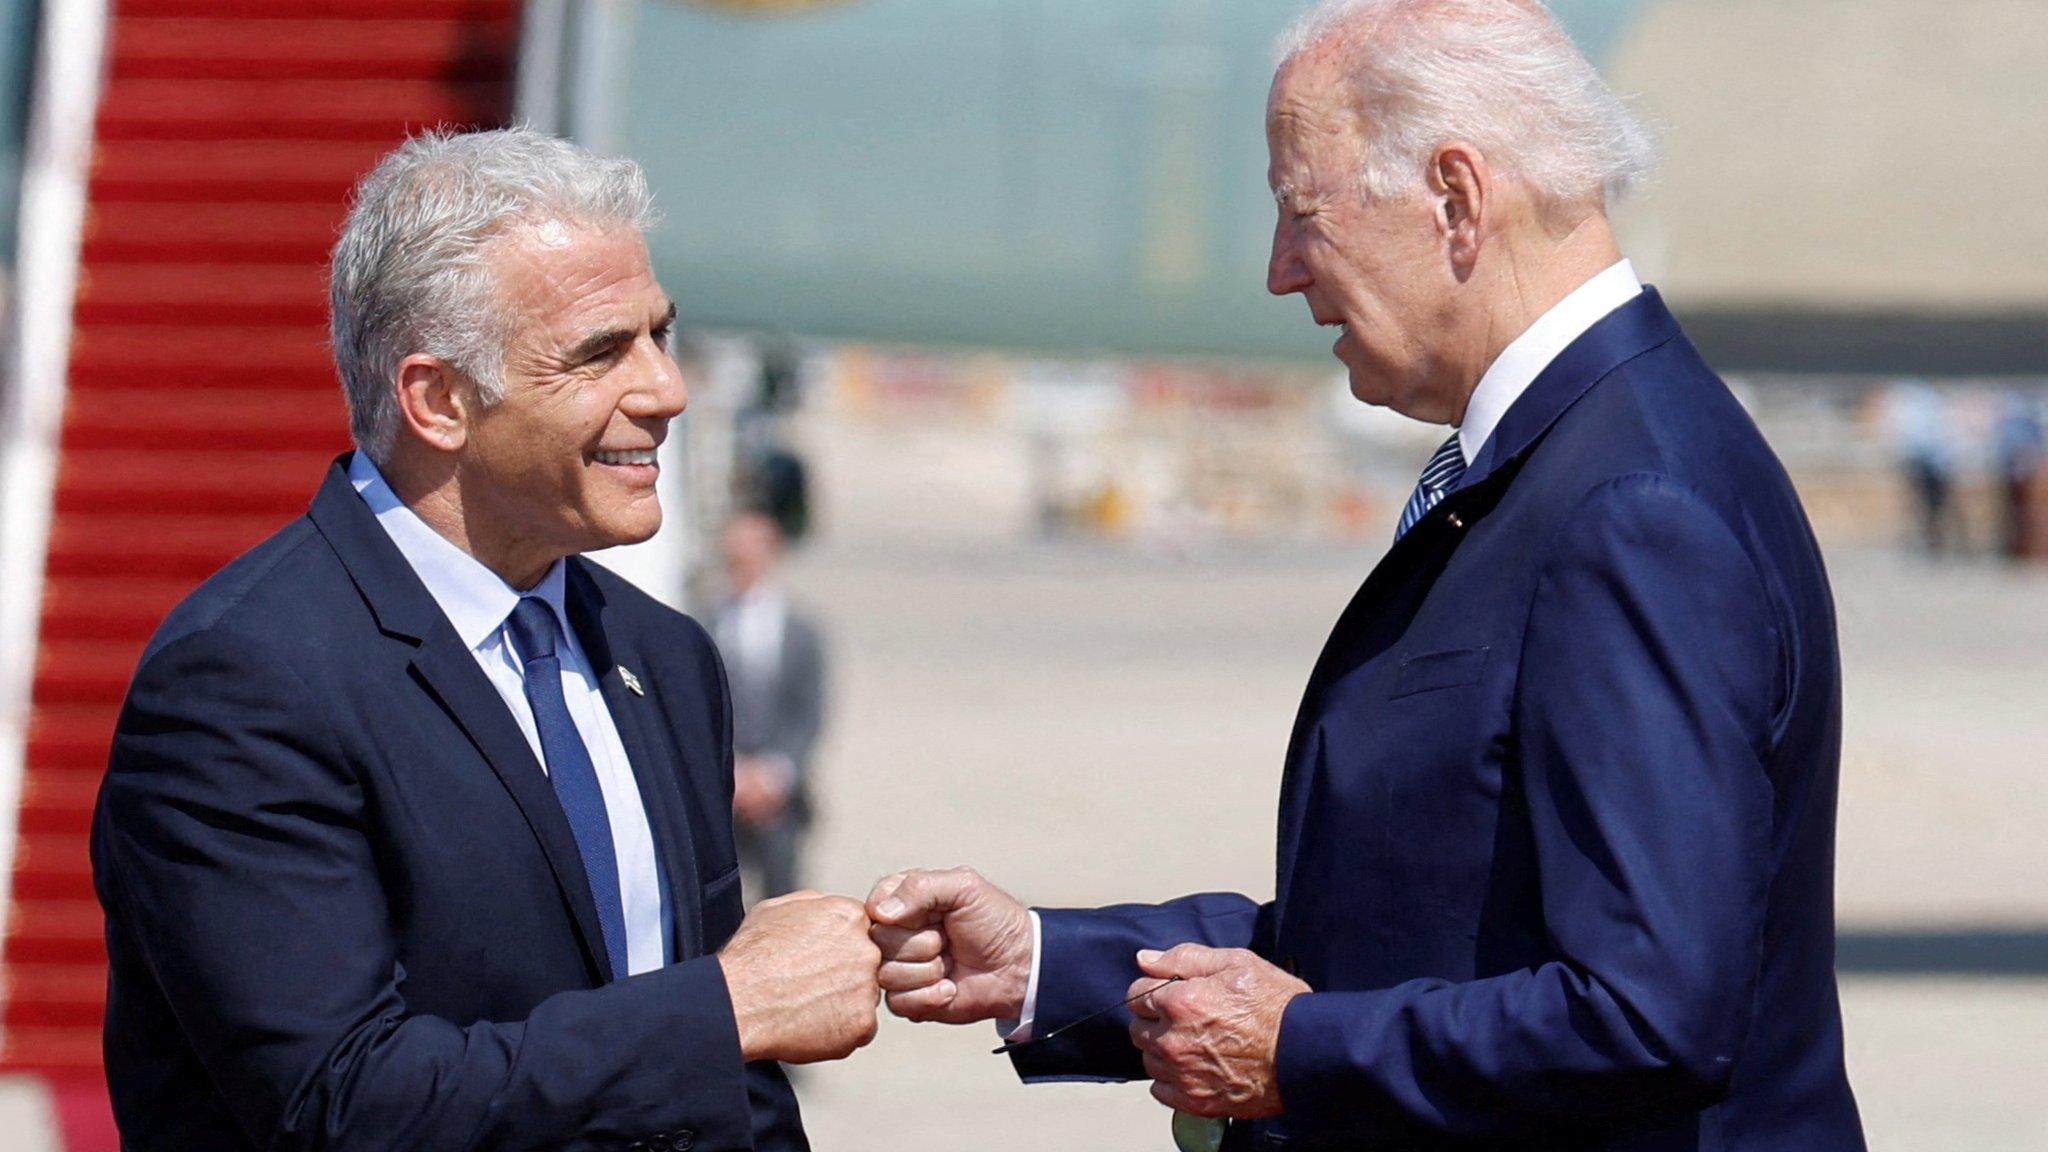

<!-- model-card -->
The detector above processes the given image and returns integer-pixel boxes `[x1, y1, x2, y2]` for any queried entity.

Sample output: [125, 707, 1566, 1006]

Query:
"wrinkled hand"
[732, 754, 792, 828]
[717, 890, 880, 1063]
[1127, 944, 1310, 1120]
[865, 867, 1032, 1024]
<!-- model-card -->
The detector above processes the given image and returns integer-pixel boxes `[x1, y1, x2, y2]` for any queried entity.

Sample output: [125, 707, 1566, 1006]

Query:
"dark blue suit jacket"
[91, 458, 806, 1152]
[1013, 292, 1865, 1151]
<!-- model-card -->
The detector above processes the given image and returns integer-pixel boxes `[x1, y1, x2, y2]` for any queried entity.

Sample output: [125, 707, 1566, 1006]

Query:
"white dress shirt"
[1007, 259, 1645, 1042]
[1455, 259, 1642, 466]
[349, 453, 668, 977]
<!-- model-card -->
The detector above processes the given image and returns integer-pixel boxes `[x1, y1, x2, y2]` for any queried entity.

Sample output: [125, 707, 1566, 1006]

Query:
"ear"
[1428, 141, 1486, 273]
[393, 353, 473, 454]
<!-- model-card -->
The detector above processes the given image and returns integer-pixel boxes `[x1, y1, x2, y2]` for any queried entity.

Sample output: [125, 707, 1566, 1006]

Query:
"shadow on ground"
[1839, 929, 2048, 977]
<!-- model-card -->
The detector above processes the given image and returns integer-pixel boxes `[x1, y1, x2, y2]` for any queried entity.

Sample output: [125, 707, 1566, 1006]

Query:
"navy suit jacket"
[91, 458, 806, 1152]
[1013, 292, 1865, 1151]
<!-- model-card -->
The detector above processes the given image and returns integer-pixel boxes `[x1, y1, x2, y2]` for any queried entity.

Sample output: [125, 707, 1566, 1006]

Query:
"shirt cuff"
[996, 909, 1044, 1043]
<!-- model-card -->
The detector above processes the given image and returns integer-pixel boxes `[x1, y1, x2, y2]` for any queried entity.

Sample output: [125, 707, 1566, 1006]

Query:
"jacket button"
[670, 1132, 695, 1152]
[1446, 512, 1465, 529]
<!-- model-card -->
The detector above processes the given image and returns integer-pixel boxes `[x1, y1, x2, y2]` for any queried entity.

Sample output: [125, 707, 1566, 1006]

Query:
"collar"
[1456, 259, 1642, 465]
[347, 453, 571, 652]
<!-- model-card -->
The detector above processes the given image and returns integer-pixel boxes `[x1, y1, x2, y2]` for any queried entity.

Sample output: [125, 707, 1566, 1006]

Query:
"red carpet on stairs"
[3, 1, 518, 1142]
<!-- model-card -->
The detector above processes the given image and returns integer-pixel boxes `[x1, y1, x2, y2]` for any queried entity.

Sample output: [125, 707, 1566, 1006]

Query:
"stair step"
[24, 703, 126, 775]
[16, 776, 105, 838]
[92, 137, 391, 195]
[69, 322, 332, 372]
[60, 389, 347, 455]
[0, 1028, 106, 1073]
[109, 18, 514, 83]
[76, 262, 329, 326]
[47, 512, 297, 563]
[100, 78, 504, 141]
[83, 201, 341, 264]
[3, 901, 103, 947]
[9, 869, 98, 904]
[116, 0, 518, 17]
[53, 449, 332, 514]
[33, 642, 148, 706]
[40, 578, 208, 639]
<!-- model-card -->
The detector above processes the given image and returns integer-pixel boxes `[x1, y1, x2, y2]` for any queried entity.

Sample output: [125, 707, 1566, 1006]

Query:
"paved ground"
[777, 413, 2048, 1150]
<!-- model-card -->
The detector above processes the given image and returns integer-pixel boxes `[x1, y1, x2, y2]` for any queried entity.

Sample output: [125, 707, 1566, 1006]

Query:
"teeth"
[594, 449, 657, 466]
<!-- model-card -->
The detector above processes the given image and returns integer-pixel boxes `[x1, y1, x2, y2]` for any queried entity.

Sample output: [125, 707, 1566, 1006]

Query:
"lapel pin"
[619, 666, 645, 697]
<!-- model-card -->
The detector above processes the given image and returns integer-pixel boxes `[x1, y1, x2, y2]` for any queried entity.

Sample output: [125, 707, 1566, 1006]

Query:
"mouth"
[590, 447, 661, 483]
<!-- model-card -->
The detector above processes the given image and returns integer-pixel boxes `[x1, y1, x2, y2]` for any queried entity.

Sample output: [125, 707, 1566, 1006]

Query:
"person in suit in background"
[91, 127, 880, 1152]
[715, 510, 828, 900]
[867, 1, 1866, 1148]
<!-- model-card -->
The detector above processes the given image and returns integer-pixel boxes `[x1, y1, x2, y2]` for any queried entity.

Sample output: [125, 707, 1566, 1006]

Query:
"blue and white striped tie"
[1394, 434, 1467, 541]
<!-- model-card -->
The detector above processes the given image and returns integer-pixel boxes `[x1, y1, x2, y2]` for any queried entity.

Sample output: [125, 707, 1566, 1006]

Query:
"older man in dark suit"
[91, 128, 880, 1152]
[866, 2, 1866, 1148]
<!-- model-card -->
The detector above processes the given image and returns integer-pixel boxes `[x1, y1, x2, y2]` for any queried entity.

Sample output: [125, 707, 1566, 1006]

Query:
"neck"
[1449, 210, 1623, 426]
[381, 447, 557, 590]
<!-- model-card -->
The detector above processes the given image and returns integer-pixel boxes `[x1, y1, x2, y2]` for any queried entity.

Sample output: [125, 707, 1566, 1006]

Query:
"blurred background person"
[715, 510, 828, 902]
[1993, 391, 2044, 563]
[1883, 379, 1965, 557]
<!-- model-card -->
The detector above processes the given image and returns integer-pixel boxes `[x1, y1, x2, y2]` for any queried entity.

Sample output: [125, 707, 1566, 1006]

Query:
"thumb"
[1136, 943, 1237, 980]
[867, 867, 982, 927]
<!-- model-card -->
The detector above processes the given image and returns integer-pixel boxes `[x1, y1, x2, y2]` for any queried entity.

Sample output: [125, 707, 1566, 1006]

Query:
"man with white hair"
[868, 2, 1865, 1148]
[91, 128, 880, 1151]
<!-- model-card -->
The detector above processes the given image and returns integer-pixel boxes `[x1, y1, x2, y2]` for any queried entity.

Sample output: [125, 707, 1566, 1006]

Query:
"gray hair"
[329, 126, 657, 462]
[1275, 0, 1656, 208]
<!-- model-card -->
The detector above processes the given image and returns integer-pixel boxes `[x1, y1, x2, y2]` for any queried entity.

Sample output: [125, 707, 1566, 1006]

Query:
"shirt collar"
[1456, 258, 1642, 465]
[347, 453, 569, 652]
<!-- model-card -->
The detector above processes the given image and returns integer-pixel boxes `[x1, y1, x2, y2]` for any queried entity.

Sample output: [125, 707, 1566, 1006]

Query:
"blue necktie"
[1395, 434, 1467, 541]
[506, 597, 628, 981]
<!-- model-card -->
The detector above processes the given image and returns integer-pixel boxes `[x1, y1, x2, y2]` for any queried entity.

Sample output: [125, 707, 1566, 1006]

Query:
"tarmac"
[778, 412, 2048, 1151]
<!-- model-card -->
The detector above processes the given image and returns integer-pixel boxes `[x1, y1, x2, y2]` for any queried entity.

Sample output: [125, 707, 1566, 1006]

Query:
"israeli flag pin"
[619, 666, 645, 697]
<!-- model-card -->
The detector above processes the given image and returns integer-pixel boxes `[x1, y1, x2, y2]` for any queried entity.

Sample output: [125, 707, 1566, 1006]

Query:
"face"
[457, 222, 685, 578]
[721, 513, 783, 591]
[1266, 59, 1463, 422]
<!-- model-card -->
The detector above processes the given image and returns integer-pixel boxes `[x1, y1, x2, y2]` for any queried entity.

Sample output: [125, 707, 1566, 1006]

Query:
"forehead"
[1266, 56, 1361, 183]
[489, 220, 661, 327]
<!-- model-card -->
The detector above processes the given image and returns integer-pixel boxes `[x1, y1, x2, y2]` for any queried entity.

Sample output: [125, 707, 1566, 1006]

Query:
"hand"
[1127, 944, 1310, 1120]
[732, 754, 792, 828]
[717, 890, 880, 1063]
[865, 867, 1032, 1024]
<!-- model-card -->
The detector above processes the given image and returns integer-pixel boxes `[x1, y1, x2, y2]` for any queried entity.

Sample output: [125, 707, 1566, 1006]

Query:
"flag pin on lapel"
[619, 666, 645, 697]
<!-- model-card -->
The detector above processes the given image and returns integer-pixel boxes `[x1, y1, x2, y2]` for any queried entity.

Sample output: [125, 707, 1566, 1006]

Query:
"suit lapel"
[1275, 290, 1682, 922]
[307, 457, 613, 986]
[565, 562, 706, 960]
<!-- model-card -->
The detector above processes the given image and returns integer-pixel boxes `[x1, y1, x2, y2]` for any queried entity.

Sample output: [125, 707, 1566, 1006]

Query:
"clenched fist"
[717, 891, 881, 1063]
[866, 867, 1033, 1024]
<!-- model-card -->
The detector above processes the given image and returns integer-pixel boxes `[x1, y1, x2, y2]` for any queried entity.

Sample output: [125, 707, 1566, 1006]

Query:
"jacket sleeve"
[1272, 475, 1781, 1143]
[94, 626, 756, 1152]
[1011, 894, 1271, 1082]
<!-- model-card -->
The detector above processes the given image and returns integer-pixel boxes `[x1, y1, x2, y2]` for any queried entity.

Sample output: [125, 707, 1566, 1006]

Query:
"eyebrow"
[564, 300, 677, 364]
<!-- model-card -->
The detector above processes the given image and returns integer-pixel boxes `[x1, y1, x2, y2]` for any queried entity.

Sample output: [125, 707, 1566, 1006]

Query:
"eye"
[651, 322, 675, 352]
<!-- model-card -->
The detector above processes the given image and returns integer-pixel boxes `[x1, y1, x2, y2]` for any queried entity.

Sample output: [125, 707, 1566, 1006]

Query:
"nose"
[625, 339, 688, 423]
[1267, 219, 1309, 297]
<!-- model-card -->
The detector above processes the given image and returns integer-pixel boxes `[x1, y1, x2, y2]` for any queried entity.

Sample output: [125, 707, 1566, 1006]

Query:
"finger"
[1136, 943, 1237, 980]
[864, 872, 908, 913]
[877, 957, 947, 992]
[868, 867, 982, 926]
[883, 979, 959, 1020]
[870, 924, 944, 963]
[1127, 1016, 1168, 1053]
[1126, 977, 1164, 1020]
[757, 888, 825, 910]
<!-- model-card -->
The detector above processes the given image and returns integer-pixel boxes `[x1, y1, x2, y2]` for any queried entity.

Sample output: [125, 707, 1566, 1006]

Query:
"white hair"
[1275, 0, 1656, 207]
[329, 126, 657, 463]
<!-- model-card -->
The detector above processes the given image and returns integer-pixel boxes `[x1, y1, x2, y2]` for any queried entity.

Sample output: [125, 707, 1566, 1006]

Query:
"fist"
[718, 891, 881, 1063]
[866, 867, 1032, 1024]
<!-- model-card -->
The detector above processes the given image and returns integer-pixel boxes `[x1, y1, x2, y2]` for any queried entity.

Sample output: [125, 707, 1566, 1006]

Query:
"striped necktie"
[1395, 434, 1467, 542]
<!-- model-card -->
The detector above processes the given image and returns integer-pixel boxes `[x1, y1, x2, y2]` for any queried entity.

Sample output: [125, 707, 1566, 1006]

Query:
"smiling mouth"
[1318, 318, 1349, 336]
[592, 448, 658, 467]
